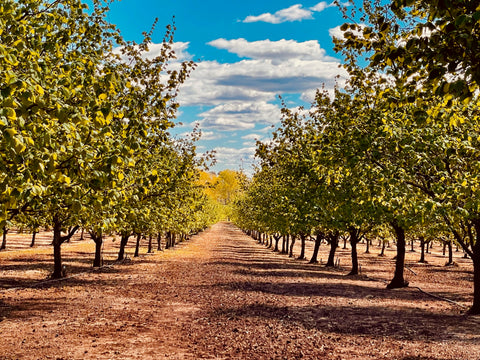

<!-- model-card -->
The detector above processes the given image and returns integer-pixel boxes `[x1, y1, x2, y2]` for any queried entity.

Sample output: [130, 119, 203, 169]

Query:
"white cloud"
[176, 38, 347, 136]
[243, 4, 312, 24]
[197, 102, 281, 131]
[200, 131, 223, 141]
[179, 39, 346, 109]
[208, 38, 336, 61]
[310, 2, 329, 12]
[243, 2, 333, 24]
[213, 146, 258, 172]
[241, 133, 263, 140]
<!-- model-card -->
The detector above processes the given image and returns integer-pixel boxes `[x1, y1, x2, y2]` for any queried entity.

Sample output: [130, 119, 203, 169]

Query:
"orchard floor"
[1, 222, 480, 359]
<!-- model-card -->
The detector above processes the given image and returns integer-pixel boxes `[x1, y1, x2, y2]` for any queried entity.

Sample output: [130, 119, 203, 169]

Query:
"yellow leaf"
[35, 84, 44, 96]
[5, 108, 16, 121]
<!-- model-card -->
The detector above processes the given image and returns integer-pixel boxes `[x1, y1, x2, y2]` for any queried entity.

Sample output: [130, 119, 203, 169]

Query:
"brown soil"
[1, 222, 480, 359]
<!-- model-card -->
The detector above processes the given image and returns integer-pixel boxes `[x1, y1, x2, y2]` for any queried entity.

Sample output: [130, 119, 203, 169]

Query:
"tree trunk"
[289, 235, 296, 257]
[134, 233, 141, 257]
[298, 233, 306, 260]
[30, 231, 37, 247]
[469, 249, 480, 314]
[273, 234, 280, 252]
[387, 221, 408, 289]
[326, 232, 339, 267]
[419, 236, 426, 263]
[118, 232, 130, 261]
[410, 239, 415, 252]
[91, 230, 103, 267]
[348, 228, 359, 275]
[365, 237, 370, 254]
[379, 240, 386, 256]
[446, 240, 453, 265]
[1, 226, 8, 250]
[467, 220, 480, 314]
[309, 233, 323, 264]
[52, 219, 64, 279]
[165, 232, 169, 249]
[157, 233, 162, 251]
[147, 234, 153, 253]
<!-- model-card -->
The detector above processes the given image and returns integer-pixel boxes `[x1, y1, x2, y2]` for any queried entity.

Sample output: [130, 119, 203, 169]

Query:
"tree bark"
[309, 233, 323, 264]
[134, 233, 141, 257]
[273, 234, 280, 252]
[326, 231, 339, 267]
[297, 233, 306, 260]
[469, 249, 480, 314]
[365, 237, 370, 254]
[348, 228, 359, 275]
[446, 240, 453, 265]
[51, 218, 79, 279]
[1, 226, 8, 250]
[52, 219, 63, 279]
[419, 236, 426, 263]
[118, 232, 130, 261]
[157, 233, 162, 251]
[147, 234, 153, 253]
[90, 230, 103, 267]
[30, 231, 37, 247]
[379, 240, 386, 256]
[467, 220, 480, 314]
[387, 221, 408, 289]
[289, 235, 296, 257]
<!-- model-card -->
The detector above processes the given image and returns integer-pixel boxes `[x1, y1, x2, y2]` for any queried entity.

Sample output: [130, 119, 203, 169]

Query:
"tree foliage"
[233, 0, 480, 314]
[0, 0, 215, 277]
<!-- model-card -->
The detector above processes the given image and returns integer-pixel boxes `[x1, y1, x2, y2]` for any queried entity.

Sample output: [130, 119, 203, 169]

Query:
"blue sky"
[102, 0, 349, 174]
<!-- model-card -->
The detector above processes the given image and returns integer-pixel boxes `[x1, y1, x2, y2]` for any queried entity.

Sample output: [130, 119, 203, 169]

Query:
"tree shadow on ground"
[210, 302, 480, 344]
[0, 255, 157, 290]
[213, 280, 454, 303]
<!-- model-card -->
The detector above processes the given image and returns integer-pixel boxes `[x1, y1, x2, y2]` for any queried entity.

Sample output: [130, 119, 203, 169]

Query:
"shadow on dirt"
[211, 301, 480, 344]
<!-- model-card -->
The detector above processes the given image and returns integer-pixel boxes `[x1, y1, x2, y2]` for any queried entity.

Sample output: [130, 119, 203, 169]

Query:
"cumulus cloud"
[178, 39, 346, 110]
[175, 38, 347, 138]
[208, 38, 337, 61]
[200, 131, 223, 141]
[213, 146, 258, 172]
[310, 1, 329, 12]
[243, 2, 333, 24]
[197, 102, 281, 131]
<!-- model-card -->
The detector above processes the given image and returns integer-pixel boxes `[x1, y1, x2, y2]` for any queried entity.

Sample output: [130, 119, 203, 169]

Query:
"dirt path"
[1, 222, 480, 359]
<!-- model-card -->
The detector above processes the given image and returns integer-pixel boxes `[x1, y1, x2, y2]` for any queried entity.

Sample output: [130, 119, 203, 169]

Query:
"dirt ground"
[1, 222, 480, 359]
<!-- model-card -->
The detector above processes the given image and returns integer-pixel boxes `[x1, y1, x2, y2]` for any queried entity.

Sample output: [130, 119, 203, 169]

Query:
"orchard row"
[0, 1, 219, 278]
[231, 1, 480, 314]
